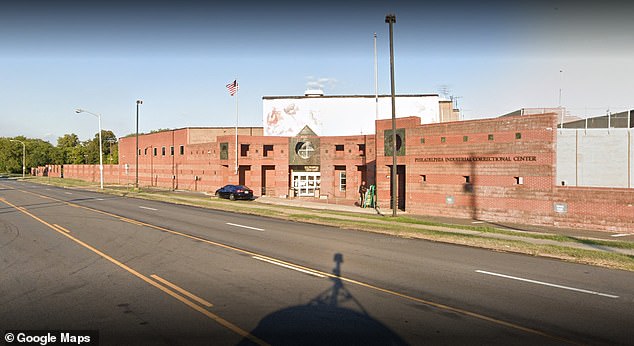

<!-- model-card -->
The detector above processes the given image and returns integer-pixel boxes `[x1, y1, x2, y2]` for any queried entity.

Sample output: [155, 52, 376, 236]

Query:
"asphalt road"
[1, 178, 633, 345]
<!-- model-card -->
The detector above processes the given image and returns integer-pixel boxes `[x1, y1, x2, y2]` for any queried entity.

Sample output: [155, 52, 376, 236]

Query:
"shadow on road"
[239, 253, 408, 346]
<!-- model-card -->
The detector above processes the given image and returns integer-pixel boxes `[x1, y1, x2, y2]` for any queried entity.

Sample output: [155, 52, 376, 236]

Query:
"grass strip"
[19, 176, 634, 271]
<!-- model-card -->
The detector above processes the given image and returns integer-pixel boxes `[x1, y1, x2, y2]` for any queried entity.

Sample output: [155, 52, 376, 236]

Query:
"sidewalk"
[253, 195, 634, 256]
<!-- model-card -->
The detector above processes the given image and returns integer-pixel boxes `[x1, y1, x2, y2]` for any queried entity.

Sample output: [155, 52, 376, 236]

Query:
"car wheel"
[215, 191, 220, 198]
[229, 193, 236, 201]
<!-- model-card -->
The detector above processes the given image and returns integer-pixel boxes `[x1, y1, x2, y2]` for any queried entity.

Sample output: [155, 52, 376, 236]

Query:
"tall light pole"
[75, 108, 104, 189]
[386, 13, 397, 217]
[135, 99, 143, 189]
[9, 139, 25, 178]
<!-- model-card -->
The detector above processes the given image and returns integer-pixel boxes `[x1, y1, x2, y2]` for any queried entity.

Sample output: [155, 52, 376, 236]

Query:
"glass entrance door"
[292, 172, 321, 197]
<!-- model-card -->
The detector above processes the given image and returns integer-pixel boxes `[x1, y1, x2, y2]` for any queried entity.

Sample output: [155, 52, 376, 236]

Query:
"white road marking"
[226, 222, 264, 232]
[96, 198, 105, 201]
[64, 192, 72, 195]
[611, 233, 631, 238]
[252, 256, 325, 278]
[472, 221, 484, 224]
[139, 206, 158, 211]
[476, 270, 619, 299]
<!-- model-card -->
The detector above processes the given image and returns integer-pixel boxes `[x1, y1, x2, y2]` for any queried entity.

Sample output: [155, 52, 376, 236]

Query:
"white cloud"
[305, 77, 338, 92]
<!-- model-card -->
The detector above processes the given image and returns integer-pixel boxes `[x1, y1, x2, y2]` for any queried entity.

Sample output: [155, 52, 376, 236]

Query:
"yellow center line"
[0, 197, 268, 346]
[12, 187, 577, 345]
[52, 224, 71, 233]
[150, 274, 214, 308]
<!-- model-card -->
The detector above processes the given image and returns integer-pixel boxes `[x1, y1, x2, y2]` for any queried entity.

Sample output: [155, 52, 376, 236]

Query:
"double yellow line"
[0, 186, 577, 345]
[0, 195, 268, 346]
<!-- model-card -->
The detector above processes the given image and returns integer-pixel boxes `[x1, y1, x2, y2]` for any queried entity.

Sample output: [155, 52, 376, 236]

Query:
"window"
[421, 175, 427, 183]
[515, 132, 522, 139]
[153, 147, 157, 156]
[162, 146, 166, 156]
[464, 175, 471, 184]
[144, 148, 148, 155]
[420, 137, 425, 144]
[170, 146, 174, 156]
[241, 144, 250, 157]
[358, 144, 366, 156]
[441, 137, 446, 143]
[263, 145, 274, 157]
[463, 136, 469, 142]
[488, 134, 494, 141]
[339, 171, 347, 192]
[179, 145, 184, 155]
[335, 144, 344, 152]
[515, 176, 524, 185]
[220, 142, 229, 160]
[138, 149, 141, 156]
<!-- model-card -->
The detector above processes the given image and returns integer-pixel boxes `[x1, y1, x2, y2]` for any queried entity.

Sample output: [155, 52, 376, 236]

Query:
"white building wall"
[556, 130, 577, 186]
[557, 129, 633, 188]
[262, 95, 440, 137]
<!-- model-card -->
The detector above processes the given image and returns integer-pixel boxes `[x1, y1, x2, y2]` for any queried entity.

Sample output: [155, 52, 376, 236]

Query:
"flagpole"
[235, 79, 239, 176]
[373, 32, 379, 208]
[374, 32, 378, 121]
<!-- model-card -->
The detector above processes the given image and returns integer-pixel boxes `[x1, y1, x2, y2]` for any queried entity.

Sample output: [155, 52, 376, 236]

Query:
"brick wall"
[553, 187, 634, 231]
[50, 117, 633, 232]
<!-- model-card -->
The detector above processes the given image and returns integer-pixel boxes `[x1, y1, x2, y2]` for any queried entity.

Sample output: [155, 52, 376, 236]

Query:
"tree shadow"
[239, 253, 408, 345]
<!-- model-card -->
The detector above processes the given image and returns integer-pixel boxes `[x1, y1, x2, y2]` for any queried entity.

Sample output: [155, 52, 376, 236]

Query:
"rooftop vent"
[304, 89, 324, 97]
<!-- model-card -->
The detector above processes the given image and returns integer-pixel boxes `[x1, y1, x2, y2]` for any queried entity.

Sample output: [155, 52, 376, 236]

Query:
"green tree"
[57, 133, 80, 148]
[55, 133, 81, 164]
[28, 139, 55, 167]
[0, 138, 21, 173]
[0, 136, 54, 174]
[84, 130, 117, 165]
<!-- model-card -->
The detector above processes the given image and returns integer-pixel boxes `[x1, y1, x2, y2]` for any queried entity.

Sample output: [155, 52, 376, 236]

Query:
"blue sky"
[1, 0, 632, 143]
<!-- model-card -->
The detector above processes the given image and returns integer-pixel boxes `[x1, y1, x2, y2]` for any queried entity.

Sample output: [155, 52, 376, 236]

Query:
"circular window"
[295, 141, 315, 159]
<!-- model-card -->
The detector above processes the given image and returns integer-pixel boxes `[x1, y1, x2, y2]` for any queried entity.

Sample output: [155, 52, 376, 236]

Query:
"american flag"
[226, 80, 238, 96]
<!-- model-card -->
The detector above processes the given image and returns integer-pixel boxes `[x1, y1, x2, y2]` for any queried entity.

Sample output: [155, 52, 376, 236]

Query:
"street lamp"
[75, 108, 104, 189]
[385, 13, 397, 217]
[9, 139, 25, 178]
[135, 99, 143, 189]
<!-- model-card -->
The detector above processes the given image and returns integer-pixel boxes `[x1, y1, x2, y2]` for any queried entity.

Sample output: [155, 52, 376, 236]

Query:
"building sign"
[415, 156, 537, 163]
[289, 137, 321, 166]
[299, 166, 320, 172]
[553, 202, 568, 214]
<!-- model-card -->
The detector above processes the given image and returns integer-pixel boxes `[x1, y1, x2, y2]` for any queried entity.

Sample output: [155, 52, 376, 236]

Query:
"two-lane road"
[1, 178, 633, 345]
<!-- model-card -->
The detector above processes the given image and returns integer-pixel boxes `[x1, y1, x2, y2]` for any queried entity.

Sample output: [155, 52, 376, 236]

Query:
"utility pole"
[135, 99, 143, 189]
[386, 13, 397, 217]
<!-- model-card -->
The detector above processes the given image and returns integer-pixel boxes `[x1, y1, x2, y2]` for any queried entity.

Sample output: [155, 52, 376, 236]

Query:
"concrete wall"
[557, 129, 633, 188]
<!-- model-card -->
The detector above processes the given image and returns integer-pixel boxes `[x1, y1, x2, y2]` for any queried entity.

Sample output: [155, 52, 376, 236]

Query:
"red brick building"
[61, 112, 633, 232]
